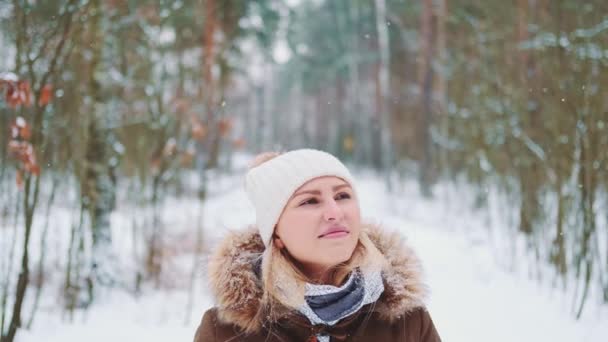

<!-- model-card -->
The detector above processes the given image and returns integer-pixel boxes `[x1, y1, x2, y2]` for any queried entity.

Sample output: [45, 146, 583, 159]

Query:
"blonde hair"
[247, 151, 388, 329]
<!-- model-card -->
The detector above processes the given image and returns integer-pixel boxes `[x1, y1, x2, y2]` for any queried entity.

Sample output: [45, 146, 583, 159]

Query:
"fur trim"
[206, 223, 428, 332]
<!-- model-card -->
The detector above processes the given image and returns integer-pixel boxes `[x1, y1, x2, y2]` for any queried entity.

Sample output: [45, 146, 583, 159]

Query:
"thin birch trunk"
[374, 0, 393, 188]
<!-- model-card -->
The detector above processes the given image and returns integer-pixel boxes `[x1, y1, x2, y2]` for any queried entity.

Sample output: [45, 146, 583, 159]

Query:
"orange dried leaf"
[38, 84, 53, 106]
[9, 117, 32, 140]
[19, 121, 32, 140]
[18, 81, 32, 107]
[5, 81, 32, 108]
[6, 84, 19, 108]
[30, 164, 41, 176]
[20, 125, 31, 140]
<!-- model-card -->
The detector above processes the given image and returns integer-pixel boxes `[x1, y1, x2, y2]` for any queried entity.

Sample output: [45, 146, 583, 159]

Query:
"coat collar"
[206, 223, 428, 333]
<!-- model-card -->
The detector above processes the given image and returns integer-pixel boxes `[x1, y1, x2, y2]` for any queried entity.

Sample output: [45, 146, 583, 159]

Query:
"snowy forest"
[1, 0, 608, 341]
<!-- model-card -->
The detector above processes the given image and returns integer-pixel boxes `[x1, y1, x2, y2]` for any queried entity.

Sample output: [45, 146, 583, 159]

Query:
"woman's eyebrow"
[291, 189, 320, 198]
[292, 183, 350, 198]
[332, 184, 350, 191]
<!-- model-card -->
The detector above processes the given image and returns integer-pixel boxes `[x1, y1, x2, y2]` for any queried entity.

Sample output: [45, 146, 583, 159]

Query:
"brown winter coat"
[194, 224, 441, 342]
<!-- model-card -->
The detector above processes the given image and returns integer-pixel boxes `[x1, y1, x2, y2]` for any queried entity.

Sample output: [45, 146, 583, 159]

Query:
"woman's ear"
[273, 234, 285, 249]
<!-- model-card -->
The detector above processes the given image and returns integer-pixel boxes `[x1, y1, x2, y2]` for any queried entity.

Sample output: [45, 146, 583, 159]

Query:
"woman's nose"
[322, 198, 344, 221]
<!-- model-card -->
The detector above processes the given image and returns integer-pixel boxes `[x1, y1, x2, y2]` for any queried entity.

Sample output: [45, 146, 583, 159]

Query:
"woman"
[195, 149, 441, 341]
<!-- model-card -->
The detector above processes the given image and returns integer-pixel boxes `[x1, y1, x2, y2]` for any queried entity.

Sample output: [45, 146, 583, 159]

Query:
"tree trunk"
[550, 178, 567, 276]
[347, 1, 366, 165]
[82, 0, 116, 290]
[436, 0, 448, 177]
[575, 126, 595, 318]
[516, 0, 542, 236]
[374, 0, 394, 186]
[26, 172, 58, 328]
[4, 174, 39, 342]
[0, 191, 22, 341]
[418, 0, 437, 196]
[201, 0, 220, 169]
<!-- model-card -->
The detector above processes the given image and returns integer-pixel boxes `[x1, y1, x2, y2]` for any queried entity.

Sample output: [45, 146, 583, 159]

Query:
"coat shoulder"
[195, 308, 231, 342]
[400, 307, 442, 342]
[194, 308, 215, 342]
[194, 307, 268, 342]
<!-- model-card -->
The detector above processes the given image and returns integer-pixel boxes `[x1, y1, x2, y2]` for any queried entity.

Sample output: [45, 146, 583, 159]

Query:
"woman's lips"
[320, 231, 349, 239]
[318, 226, 350, 238]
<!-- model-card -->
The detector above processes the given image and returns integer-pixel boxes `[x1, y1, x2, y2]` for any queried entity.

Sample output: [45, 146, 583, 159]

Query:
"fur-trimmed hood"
[206, 223, 428, 333]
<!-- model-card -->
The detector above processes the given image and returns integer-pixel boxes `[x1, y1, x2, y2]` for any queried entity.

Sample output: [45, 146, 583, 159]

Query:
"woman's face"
[275, 176, 361, 279]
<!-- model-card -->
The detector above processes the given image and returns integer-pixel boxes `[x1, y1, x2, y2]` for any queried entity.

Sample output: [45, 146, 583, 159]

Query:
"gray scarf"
[298, 269, 384, 342]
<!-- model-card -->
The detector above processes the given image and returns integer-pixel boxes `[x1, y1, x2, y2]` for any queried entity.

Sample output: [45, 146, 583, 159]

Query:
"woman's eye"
[300, 198, 318, 206]
[336, 192, 351, 200]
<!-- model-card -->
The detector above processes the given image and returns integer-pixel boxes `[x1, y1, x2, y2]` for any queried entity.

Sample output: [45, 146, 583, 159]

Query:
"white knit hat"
[245, 149, 356, 247]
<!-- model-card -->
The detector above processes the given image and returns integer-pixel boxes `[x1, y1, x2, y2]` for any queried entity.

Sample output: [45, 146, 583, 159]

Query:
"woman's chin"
[321, 249, 355, 266]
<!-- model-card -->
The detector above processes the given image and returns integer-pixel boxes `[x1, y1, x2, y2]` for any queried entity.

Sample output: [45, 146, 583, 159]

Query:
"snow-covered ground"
[14, 164, 608, 341]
